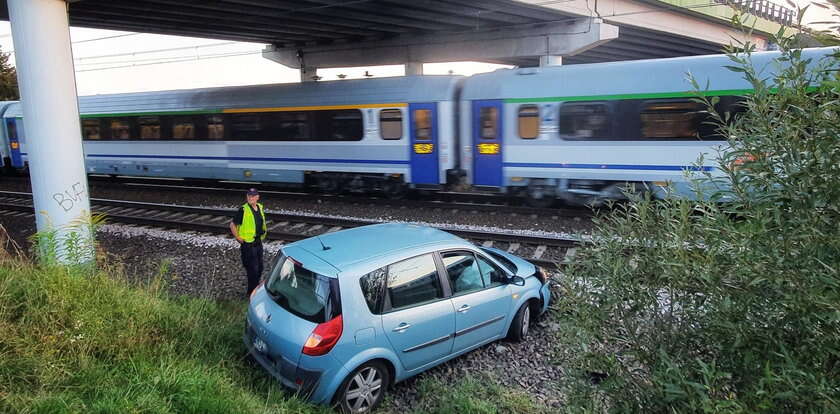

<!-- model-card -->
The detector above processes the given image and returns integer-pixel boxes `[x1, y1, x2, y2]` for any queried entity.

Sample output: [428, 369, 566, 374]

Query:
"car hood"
[482, 247, 537, 278]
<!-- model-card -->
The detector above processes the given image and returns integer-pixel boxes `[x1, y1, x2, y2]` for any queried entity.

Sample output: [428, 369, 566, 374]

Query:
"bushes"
[554, 40, 840, 412]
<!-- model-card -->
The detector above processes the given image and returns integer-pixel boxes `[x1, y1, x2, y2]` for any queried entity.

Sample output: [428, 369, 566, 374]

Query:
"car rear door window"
[360, 266, 387, 314]
[441, 251, 484, 295]
[386, 253, 443, 310]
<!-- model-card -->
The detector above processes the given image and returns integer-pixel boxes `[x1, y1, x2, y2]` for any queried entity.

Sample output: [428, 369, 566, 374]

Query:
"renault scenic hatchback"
[244, 223, 551, 413]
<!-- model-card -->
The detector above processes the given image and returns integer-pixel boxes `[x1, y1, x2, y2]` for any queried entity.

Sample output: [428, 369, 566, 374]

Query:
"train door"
[5, 118, 22, 168]
[472, 100, 503, 187]
[409, 103, 439, 185]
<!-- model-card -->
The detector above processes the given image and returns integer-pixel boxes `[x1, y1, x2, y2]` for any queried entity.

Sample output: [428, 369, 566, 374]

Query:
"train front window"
[480, 107, 498, 139]
[138, 116, 160, 140]
[413, 109, 431, 141]
[640, 100, 707, 140]
[110, 119, 132, 140]
[558, 103, 612, 140]
[82, 119, 101, 140]
[380, 109, 402, 140]
[518, 105, 539, 139]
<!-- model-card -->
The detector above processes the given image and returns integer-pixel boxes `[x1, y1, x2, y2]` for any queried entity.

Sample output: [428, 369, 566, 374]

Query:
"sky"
[0, 22, 509, 96]
[0, 0, 835, 96]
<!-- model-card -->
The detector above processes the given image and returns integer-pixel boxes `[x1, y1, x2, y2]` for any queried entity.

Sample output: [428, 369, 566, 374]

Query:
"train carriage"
[0, 101, 20, 171]
[459, 48, 836, 206]
[2, 76, 462, 196]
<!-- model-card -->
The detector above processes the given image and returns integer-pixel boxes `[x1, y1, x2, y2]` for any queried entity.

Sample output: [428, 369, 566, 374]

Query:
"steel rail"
[0, 191, 578, 267]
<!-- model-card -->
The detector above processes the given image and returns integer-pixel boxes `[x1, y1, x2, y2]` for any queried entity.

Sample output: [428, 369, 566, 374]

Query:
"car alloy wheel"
[342, 364, 385, 413]
[521, 305, 530, 338]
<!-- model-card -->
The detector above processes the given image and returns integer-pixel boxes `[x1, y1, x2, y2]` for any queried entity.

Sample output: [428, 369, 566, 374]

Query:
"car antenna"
[317, 236, 331, 251]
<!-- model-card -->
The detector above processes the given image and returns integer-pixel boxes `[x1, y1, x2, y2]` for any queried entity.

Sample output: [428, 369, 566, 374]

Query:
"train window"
[82, 119, 101, 140]
[640, 100, 707, 140]
[172, 116, 195, 140]
[413, 109, 431, 140]
[137, 116, 161, 140]
[231, 113, 262, 140]
[380, 109, 402, 140]
[518, 105, 539, 139]
[314, 109, 363, 141]
[558, 103, 612, 139]
[207, 115, 225, 140]
[109, 119, 132, 140]
[480, 107, 498, 139]
[273, 111, 309, 141]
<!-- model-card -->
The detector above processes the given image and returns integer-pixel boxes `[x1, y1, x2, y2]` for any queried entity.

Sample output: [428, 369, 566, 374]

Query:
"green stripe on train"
[503, 89, 755, 103]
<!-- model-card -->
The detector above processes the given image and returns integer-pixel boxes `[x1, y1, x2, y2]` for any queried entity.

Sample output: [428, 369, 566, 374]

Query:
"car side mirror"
[508, 276, 526, 286]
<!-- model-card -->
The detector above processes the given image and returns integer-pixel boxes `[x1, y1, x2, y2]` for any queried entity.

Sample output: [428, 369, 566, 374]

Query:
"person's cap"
[246, 188, 259, 196]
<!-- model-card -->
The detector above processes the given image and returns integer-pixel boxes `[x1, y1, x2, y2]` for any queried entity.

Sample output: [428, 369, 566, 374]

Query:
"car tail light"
[302, 314, 343, 356]
[250, 281, 264, 301]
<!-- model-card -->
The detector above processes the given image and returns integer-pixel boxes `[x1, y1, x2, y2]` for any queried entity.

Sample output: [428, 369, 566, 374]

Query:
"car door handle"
[457, 305, 471, 313]
[392, 323, 411, 333]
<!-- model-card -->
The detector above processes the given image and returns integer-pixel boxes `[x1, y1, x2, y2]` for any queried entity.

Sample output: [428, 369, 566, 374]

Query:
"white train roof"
[4, 75, 462, 118]
[460, 47, 839, 101]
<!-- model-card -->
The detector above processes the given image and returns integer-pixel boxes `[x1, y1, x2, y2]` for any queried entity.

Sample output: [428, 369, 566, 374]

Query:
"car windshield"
[264, 255, 341, 324]
[480, 248, 517, 274]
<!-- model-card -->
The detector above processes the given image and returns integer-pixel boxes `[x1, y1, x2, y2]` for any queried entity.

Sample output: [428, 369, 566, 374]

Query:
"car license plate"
[253, 336, 268, 354]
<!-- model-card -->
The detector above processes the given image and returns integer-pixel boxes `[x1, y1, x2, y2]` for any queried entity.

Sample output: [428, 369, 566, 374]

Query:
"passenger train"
[0, 48, 834, 206]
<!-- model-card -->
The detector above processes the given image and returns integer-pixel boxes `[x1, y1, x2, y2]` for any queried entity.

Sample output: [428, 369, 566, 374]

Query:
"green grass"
[0, 255, 330, 414]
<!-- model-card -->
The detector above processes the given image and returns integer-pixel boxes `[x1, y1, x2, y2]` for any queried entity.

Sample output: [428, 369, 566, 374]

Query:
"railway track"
[0, 191, 580, 268]
[1, 174, 593, 218]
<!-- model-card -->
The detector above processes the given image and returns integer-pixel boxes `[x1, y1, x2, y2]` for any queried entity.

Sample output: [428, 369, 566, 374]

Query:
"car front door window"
[441, 251, 484, 295]
[476, 254, 506, 288]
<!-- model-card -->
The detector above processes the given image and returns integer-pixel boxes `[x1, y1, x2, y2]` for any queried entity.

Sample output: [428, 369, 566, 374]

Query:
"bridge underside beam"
[263, 19, 618, 70]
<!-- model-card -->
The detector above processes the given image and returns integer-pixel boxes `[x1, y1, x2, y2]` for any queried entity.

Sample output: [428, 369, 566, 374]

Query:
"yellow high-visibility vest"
[238, 202, 267, 242]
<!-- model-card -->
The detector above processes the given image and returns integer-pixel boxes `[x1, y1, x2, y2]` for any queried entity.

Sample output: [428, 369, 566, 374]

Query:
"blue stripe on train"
[85, 153, 410, 165]
[504, 162, 715, 172]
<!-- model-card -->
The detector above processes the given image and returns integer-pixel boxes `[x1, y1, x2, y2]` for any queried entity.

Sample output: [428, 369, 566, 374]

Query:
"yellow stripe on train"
[223, 103, 408, 113]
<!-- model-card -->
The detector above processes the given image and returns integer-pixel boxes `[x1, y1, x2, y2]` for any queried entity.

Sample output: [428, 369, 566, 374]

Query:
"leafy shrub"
[554, 38, 840, 412]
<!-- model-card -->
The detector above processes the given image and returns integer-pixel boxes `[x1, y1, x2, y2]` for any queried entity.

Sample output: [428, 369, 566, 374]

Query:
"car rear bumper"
[243, 325, 322, 399]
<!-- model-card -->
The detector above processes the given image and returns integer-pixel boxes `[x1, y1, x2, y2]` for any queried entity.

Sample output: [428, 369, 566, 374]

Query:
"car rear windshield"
[480, 248, 517, 274]
[264, 255, 341, 324]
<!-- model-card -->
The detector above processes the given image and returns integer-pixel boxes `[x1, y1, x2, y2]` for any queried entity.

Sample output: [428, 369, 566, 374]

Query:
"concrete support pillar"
[540, 55, 563, 66]
[405, 61, 423, 76]
[8, 0, 93, 263]
[300, 65, 318, 82]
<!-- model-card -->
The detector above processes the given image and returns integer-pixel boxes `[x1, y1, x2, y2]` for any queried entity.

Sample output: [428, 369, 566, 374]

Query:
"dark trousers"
[240, 241, 264, 296]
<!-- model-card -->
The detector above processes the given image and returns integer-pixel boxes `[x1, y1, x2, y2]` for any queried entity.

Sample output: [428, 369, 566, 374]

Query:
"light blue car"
[244, 223, 551, 413]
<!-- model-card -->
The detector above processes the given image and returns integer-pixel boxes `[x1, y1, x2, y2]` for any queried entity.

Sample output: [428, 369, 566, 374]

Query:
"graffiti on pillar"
[53, 182, 87, 212]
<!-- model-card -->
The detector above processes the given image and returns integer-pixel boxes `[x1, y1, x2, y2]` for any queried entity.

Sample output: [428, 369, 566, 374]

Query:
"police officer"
[230, 188, 267, 296]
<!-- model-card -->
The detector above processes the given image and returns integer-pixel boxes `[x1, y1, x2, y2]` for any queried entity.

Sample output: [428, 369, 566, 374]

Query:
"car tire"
[334, 360, 390, 414]
[507, 302, 532, 342]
